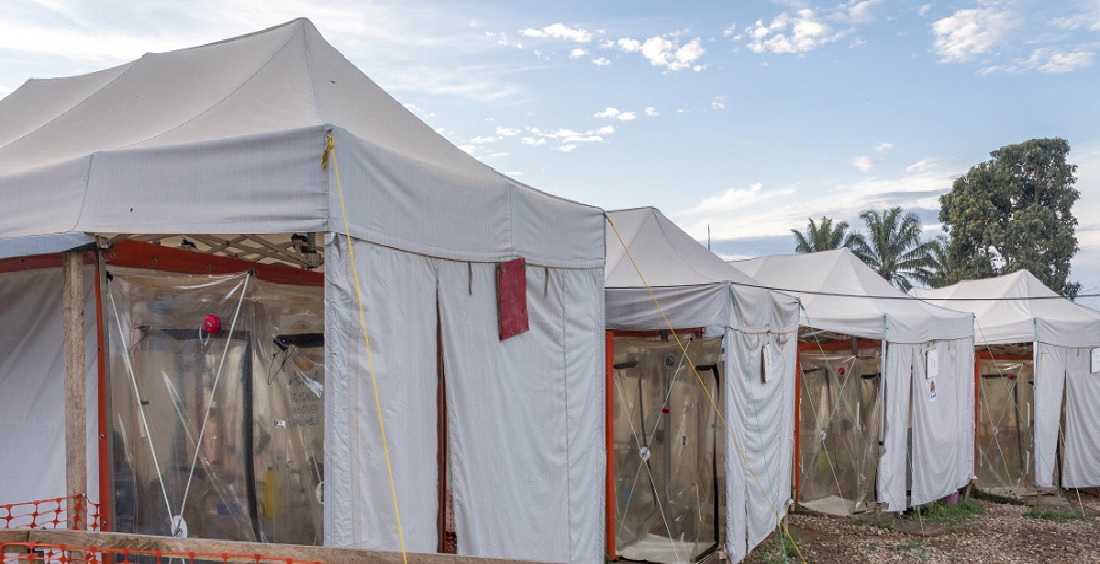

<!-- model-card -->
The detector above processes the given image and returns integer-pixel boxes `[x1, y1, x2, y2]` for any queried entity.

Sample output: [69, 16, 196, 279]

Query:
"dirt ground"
[742, 491, 1100, 563]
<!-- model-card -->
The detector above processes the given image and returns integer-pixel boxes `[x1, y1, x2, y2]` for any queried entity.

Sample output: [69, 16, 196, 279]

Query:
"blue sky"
[2, 0, 1099, 300]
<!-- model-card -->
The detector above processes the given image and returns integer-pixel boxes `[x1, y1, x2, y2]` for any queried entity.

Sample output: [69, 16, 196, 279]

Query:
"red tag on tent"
[497, 258, 529, 340]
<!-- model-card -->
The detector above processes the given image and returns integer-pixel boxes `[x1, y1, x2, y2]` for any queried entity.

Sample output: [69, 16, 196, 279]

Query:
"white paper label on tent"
[928, 376, 938, 402]
[926, 349, 940, 379]
[1091, 348, 1100, 373]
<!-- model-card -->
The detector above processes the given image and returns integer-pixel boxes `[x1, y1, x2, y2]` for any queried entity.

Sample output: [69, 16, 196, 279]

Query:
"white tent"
[912, 270, 1100, 489]
[605, 208, 800, 562]
[730, 249, 975, 512]
[0, 19, 605, 563]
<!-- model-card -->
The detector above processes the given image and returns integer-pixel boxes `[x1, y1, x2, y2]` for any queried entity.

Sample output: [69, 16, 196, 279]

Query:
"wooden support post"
[63, 251, 87, 529]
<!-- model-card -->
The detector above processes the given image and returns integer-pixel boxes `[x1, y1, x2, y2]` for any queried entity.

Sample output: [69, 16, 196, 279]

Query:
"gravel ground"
[742, 491, 1100, 563]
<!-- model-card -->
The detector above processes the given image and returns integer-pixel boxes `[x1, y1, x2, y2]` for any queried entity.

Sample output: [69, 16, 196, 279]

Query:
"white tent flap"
[439, 261, 603, 562]
[1062, 348, 1100, 488]
[324, 238, 438, 551]
[909, 340, 974, 506]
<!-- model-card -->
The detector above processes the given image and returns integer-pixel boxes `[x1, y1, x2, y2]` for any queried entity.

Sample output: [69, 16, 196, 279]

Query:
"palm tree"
[856, 207, 935, 292]
[791, 216, 867, 253]
[925, 235, 951, 288]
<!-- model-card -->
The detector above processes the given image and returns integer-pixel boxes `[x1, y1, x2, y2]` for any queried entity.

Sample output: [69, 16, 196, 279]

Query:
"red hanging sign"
[497, 258, 529, 340]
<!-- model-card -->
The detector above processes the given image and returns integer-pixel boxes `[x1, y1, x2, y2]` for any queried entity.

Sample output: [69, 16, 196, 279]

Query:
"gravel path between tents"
[742, 492, 1100, 563]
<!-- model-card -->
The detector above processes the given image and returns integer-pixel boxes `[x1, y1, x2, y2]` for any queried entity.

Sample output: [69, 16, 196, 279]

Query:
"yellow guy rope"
[324, 134, 409, 564]
[605, 215, 807, 563]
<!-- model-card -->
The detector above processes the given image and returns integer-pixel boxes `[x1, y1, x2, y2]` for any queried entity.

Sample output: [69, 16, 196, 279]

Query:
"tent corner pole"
[604, 330, 617, 561]
[62, 250, 87, 530]
[793, 355, 802, 508]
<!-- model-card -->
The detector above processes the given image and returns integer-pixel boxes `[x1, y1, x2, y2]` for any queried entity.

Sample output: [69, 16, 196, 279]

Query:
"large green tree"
[939, 138, 1081, 297]
[791, 216, 866, 253]
[854, 207, 936, 292]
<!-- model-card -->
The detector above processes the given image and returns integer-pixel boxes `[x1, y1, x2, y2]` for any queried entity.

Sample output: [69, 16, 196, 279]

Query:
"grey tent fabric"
[913, 270, 1100, 489]
[731, 250, 975, 512]
[604, 208, 801, 562]
[0, 18, 603, 268]
[0, 19, 607, 562]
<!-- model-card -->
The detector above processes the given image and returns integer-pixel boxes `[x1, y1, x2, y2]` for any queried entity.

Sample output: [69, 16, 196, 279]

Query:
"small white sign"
[928, 376, 938, 402]
[927, 349, 940, 379]
[1091, 348, 1100, 373]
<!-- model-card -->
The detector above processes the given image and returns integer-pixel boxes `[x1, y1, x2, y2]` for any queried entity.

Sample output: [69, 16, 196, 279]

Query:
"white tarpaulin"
[0, 267, 98, 508]
[603, 208, 800, 562]
[909, 340, 974, 507]
[913, 270, 1100, 488]
[731, 250, 975, 512]
[326, 237, 605, 561]
[0, 19, 606, 562]
[0, 19, 603, 269]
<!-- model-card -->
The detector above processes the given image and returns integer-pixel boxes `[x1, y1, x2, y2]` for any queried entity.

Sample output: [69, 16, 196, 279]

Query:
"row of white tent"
[1, 18, 1098, 564]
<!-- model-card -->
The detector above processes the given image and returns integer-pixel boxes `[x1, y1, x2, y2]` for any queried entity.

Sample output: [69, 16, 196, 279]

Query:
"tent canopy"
[0, 18, 602, 268]
[731, 248, 973, 343]
[604, 207, 798, 332]
[911, 270, 1100, 347]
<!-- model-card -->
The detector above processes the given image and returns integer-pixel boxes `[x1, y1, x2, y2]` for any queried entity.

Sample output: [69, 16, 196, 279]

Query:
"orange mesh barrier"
[0, 542, 322, 563]
[0, 496, 100, 531]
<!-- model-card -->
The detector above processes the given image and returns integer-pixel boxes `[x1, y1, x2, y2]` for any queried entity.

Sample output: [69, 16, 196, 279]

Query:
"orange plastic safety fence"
[0, 496, 100, 531]
[0, 542, 323, 564]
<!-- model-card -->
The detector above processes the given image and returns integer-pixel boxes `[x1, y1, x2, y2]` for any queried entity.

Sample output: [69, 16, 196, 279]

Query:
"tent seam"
[116, 22, 309, 149]
[0, 62, 137, 153]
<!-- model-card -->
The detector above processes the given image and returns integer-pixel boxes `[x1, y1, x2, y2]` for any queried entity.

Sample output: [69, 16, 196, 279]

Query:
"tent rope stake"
[325, 133, 409, 564]
[605, 214, 806, 564]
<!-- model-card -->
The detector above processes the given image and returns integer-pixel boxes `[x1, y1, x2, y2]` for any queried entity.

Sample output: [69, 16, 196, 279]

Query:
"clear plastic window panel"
[105, 268, 323, 544]
[797, 351, 882, 516]
[612, 336, 722, 563]
[975, 358, 1035, 496]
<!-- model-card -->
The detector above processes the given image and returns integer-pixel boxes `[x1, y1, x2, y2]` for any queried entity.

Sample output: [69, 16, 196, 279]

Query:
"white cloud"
[744, 9, 846, 54]
[596, 125, 615, 135]
[496, 127, 521, 136]
[458, 144, 476, 155]
[593, 57, 612, 65]
[641, 35, 706, 71]
[711, 97, 726, 110]
[680, 183, 794, 215]
[838, 0, 882, 24]
[1051, 14, 1100, 31]
[981, 47, 1095, 74]
[555, 144, 578, 152]
[569, 48, 588, 59]
[645, 106, 659, 117]
[852, 155, 874, 172]
[470, 135, 501, 144]
[519, 23, 592, 43]
[906, 157, 950, 173]
[932, 7, 1021, 63]
[521, 137, 547, 145]
[615, 38, 642, 53]
[919, 4, 932, 17]
[676, 169, 959, 240]
[874, 142, 894, 152]
[1038, 49, 1095, 72]
[594, 107, 636, 120]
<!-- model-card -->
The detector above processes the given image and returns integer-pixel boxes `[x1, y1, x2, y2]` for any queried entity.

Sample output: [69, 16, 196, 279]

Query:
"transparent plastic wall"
[797, 351, 882, 516]
[611, 336, 722, 563]
[250, 279, 325, 545]
[975, 358, 1035, 496]
[105, 268, 324, 543]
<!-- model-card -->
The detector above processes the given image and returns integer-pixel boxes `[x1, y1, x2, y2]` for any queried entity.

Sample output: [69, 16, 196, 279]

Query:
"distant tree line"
[790, 138, 1080, 297]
